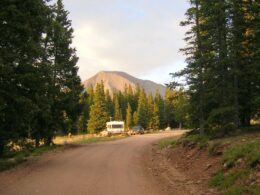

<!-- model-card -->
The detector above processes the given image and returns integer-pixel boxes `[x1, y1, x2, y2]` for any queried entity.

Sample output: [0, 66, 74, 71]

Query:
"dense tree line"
[77, 82, 189, 134]
[0, 0, 82, 155]
[170, 0, 259, 135]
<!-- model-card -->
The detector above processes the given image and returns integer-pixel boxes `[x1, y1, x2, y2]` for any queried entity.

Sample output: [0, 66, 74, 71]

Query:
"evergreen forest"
[169, 0, 259, 136]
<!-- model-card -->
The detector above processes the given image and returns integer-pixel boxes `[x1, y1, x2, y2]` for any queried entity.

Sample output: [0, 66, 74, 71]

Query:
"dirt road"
[0, 131, 185, 195]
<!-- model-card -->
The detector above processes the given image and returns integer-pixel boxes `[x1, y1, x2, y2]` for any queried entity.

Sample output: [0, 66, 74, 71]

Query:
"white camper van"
[106, 121, 124, 134]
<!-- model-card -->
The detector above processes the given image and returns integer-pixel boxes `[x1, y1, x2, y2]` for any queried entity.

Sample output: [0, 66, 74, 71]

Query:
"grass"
[222, 141, 260, 168]
[208, 132, 260, 195]
[179, 134, 209, 149]
[158, 137, 179, 149]
[209, 170, 249, 190]
[31, 145, 58, 156]
[209, 169, 260, 195]
[0, 145, 57, 171]
[75, 134, 128, 144]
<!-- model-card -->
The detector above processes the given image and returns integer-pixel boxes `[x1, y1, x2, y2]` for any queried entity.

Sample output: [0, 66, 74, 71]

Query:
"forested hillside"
[78, 82, 189, 134]
[170, 0, 259, 136]
[0, 0, 82, 155]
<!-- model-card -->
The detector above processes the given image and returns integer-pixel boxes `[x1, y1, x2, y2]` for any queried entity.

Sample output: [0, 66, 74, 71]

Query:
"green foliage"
[182, 134, 209, 149]
[0, 145, 56, 171]
[77, 92, 89, 133]
[76, 135, 128, 144]
[81, 82, 187, 133]
[87, 82, 109, 133]
[126, 103, 133, 130]
[250, 186, 260, 195]
[170, 0, 260, 135]
[113, 95, 122, 121]
[154, 90, 165, 128]
[223, 141, 260, 168]
[158, 138, 178, 149]
[209, 171, 225, 188]
[209, 170, 249, 190]
[0, 0, 82, 155]
[135, 88, 148, 128]
[208, 141, 221, 156]
[31, 145, 57, 156]
[226, 186, 245, 195]
[208, 134, 260, 195]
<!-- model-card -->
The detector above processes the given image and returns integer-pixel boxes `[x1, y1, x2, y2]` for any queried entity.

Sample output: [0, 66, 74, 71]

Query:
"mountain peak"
[83, 71, 166, 96]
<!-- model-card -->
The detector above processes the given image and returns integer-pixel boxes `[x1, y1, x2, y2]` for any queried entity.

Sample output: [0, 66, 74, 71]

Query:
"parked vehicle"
[106, 121, 124, 134]
[128, 125, 144, 135]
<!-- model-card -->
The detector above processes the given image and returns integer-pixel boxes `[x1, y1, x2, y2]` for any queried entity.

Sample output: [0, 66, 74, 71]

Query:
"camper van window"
[112, 124, 123, 129]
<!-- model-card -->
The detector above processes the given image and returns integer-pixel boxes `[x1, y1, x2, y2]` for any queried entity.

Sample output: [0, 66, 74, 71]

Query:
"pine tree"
[126, 103, 133, 130]
[136, 88, 148, 128]
[49, 0, 82, 137]
[77, 91, 89, 133]
[171, 0, 214, 134]
[147, 93, 155, 129]
[0, 0, 51, 153]
[164, 88, 176, 128]
[133, 111, 138, 126]
[87, 85, 94, 106]
[105, 89, 114, 117]
[171, 0, 260, 134]
[87, 83, 109, 133]
[228, 0, 260, 127]
[150, 104, 160, 130]
[173, 89, 189, 129]
[113, 95, 122, 121]
[154, 90, 165, 128]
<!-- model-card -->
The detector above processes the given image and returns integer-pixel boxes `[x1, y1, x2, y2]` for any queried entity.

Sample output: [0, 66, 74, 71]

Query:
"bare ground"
[0, 131, 203, 195]
[144, 143, 221, 195]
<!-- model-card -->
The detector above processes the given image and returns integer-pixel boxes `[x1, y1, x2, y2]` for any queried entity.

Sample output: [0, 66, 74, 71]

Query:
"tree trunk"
[0, 142, 5, 157]
[195, 0, 205, 135]
[179, 122, 182, 129]
[35, 137, 40, 148]
[44, 136, 53, 146]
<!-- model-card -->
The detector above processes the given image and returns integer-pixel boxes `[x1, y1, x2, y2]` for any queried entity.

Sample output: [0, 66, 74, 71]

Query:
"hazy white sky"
[63, 0, 189, 85]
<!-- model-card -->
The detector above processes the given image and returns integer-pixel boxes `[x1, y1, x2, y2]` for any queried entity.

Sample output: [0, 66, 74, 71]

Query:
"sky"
[63, 0, 189, 85]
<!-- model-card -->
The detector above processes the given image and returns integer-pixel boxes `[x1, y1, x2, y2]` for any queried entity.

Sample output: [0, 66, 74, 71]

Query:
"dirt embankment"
[145, 132, 260, 195]
[144, 142, 220, 195]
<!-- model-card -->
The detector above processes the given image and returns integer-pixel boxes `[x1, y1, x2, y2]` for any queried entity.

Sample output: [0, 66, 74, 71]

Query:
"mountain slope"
[82, 71, 166, 96]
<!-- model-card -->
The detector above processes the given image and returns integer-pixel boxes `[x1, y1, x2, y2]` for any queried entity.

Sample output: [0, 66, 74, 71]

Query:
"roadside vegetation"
[159, 127, 260, 195]
[158, 137, 179, 149]
[0, 145, 58, 171]
[75, 135, 128, 144]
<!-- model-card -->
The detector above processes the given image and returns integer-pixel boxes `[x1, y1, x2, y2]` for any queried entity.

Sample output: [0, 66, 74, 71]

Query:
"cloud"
[64, 0, 189, 84]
